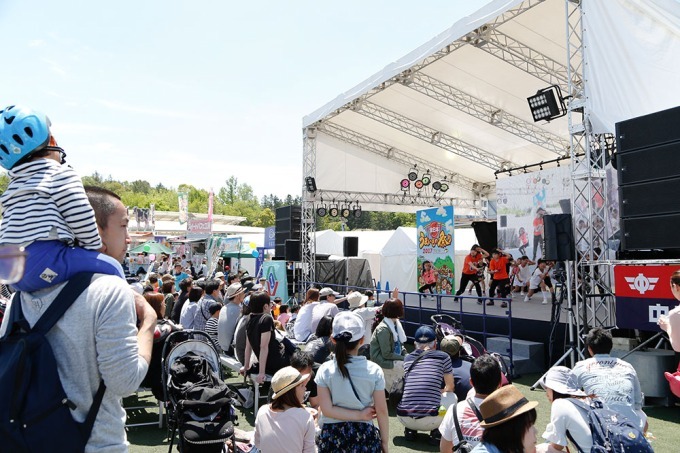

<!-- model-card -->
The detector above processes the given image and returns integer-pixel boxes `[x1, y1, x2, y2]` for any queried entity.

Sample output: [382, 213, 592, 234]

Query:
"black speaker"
[543, 214, 575, 261]
[616, 106, 680, 154]
[284, 239, 301, 262]
[275, 205, 301, 259]
[621, 214, 680, 251]
[343, 237, 359, 257]
[619, 177, 680, 218]
[499, 216, 507, 228]
[559, 199, 571, 214]
[617, 141, 680, 186]
[472, 221, 497, 253]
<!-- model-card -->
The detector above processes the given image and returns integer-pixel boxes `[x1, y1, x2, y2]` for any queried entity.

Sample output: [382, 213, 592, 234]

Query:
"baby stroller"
[431, 314, 512, 382]
[162, 330, 240, 453]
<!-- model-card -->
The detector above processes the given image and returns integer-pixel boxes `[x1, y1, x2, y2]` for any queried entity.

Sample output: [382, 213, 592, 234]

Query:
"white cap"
[320, 287, 341, 297]
[539, 366, 586, 396]
[331, 311, 365, 342]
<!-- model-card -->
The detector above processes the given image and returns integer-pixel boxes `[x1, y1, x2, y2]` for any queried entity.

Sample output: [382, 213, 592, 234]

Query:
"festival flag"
[178, 192, 189, 225]
[208, 188, 214, 223]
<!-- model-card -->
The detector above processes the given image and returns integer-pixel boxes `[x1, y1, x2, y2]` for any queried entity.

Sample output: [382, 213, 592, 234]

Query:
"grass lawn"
[127, 372, 679, 452]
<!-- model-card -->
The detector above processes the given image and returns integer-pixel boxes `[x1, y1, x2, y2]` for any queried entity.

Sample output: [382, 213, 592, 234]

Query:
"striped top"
[397, 349, 453, 417]
[0, 159, 102, 249]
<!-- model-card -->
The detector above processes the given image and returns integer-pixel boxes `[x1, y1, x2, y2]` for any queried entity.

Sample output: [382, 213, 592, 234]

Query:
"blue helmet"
[0, 105, 52, 170]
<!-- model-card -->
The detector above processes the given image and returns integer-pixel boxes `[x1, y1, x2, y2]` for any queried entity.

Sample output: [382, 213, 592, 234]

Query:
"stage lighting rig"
[527, 85, 568, 122]
[305, 176, 317, 193]
[328, 201, 339, 218]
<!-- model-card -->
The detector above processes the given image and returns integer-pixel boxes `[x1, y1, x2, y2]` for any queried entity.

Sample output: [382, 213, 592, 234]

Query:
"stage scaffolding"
[300, 0, 615, 330]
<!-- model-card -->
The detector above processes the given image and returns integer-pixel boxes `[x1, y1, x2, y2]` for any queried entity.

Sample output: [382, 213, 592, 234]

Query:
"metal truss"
[354, 101, 518, 171]
[405, 72, 569, 155]
[565, 0, 614, 334]
[316, 122, 483, 194]
[314, 189, 483, 217]
[301, 129, 317, 287]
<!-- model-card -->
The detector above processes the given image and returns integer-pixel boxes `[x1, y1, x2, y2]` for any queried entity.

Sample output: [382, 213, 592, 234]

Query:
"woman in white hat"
[254, 366, 315, 453]
[471, 384, 539, 453]
[316, 311, 389, 452]
[535, 366, 592, 453]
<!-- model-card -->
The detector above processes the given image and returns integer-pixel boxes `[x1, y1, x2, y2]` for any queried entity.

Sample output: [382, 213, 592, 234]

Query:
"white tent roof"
[303, 0, 680, 215]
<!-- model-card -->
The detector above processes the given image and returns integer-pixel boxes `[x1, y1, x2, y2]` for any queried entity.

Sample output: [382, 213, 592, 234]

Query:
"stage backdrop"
[416, 207, 455, 295]
[261, 260, 288, 301]
[495, 167, 571, 261]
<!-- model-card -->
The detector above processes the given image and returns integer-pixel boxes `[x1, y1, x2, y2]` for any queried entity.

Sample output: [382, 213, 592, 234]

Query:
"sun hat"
[346, 291, 369, 309]
[215, 271, 225, 279]
[226, 283, 245, 299]
[331, 311, 365, 342]
[320, 287, 340, 298]
[539, 366, 586, 396]
[414, 326, 436, 343]
[271, 366, 310, 400]
[440, 335, 462, 357]
[478, 385, 538, 428]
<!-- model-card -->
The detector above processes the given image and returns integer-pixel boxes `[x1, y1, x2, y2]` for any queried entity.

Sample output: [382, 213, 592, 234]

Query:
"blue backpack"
[0, 273, 105, 452]
[566, 399, 652, 453]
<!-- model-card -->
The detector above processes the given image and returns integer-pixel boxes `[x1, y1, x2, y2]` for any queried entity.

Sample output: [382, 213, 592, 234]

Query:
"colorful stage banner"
[261, 260, 289, 301]
[614, 264, 679, 331]
[416, 206, 455, 294]
[495, 167, 571, 260]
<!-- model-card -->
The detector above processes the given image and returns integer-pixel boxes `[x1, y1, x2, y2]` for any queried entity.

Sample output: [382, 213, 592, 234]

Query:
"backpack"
[566, 399, 652, 453]
[0, 273, 105, 453]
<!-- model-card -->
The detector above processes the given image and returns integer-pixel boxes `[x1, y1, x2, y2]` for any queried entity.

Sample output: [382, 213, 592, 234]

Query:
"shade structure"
[129, 241, 173, 255]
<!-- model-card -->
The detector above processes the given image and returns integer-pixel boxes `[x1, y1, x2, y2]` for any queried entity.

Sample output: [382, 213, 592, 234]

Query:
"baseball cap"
[320, 287, 340, 297]
[331, 311, 365, 342]
[440, 335, 462, 357]
[226, 283, 245, 299]
[414, 326, 436, 343]
[346, 291, 369, 309]
[539, 366, 586, 396]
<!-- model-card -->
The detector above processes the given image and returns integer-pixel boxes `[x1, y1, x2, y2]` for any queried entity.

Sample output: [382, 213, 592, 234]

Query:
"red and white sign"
[614, 264, 678, 299]
[187, 218, 212, 237]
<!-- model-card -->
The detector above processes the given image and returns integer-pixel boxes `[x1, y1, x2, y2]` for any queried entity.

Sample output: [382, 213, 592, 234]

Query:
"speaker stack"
[543, 214, 575, 261]
[616, 106, 680, 253]
[275, 205, 301, 259]
[343, 237, 359, 257]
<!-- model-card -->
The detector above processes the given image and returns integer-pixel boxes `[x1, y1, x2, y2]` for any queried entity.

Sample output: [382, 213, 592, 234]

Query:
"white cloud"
[419, 212, 431, 222]
[28, 39, 45, 48]
[436, 206, 448, 217]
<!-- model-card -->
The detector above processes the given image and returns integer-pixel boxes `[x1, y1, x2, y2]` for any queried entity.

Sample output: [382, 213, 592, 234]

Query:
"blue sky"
[1, 0, 491, 198]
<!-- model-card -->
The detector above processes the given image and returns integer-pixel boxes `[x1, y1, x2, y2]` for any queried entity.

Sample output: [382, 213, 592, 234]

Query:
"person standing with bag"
[316, 311, 389, 452]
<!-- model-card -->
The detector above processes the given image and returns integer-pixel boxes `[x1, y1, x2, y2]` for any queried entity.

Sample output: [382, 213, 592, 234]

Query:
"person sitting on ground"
[0, 105, 125, 292]
[294, 288, 320, 342]
[370, 289, 407, 392]
[439, 354, 504, 452]
[397, 326, 456, 445]
[487, 249, 512, 307]
[179, 286, 203, 330]
[170, 277, 193, 323]
[471, 385, 539, 453]
[306, 315, 335, 365]
[440, 335, 473, 402]
[241, 291, 291, 383]
[572, 327, 647, 432]
[254, 366, 316, 453]
[204, 303, 221, 345]
[535, 366, 593, 453]
[217, 282, 246, 355]
[316, 311, 389, 453]
[311, 287, 345, 333]
[291, 350, 320, 410]
[277, 304, 291, 327]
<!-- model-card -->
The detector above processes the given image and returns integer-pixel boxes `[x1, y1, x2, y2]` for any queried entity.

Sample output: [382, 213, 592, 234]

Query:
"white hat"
[271, 366, 310, 400]
[331, 311, 365, 342]
[215, 271, 225, 279]
[539, 366, 586, 396]
[347, 291, 369, 309]
[320, 287, 340, 297]
[226, 283, 245, 299]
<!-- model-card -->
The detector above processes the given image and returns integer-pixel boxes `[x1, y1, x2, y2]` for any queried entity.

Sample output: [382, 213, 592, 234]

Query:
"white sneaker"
[520, 292, 526, 296]
[523, 296, 530, 302]
[542, 299, 548, 305]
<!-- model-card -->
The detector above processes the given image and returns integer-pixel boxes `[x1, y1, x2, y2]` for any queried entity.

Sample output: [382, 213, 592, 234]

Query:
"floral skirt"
[317, 422, 382, 453]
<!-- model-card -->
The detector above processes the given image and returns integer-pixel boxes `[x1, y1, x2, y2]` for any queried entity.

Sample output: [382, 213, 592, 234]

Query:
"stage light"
[432, 181, 442, 191]
[400, 178, 410, 191]
[414, 180, 424, 189]
[329, 205, 339, 217]
[440, 183, 449, 192]
[421, 172, 431, 186]
[316, 206, 327, 217]
[527, 85, 567, 122]
[408, 170, 418, 181]
[305, 176, 317, 192]
[353, 207, 362, 218]
[341, 207, 351, 218]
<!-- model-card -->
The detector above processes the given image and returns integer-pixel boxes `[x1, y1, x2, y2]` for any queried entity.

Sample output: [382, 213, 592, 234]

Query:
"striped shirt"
[397, 349, 453, 417]
[0, 159, 101, 249]
[205, 317, 219, 344]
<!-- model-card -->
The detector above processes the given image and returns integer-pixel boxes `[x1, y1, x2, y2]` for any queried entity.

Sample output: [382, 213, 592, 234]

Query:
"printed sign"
[416, 206, 455, 294]
[187, 218, 212, 238]
[614, 264, 679, 330]
[261, 260, 288, 300]
[264, 226, 276, 249]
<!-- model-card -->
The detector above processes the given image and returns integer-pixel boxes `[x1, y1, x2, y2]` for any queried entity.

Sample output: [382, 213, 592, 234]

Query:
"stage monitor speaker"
[284, 239, 301, 262]
[471, 221, 497, 253]
[543, 214, 575, 261]
[343, 237, 359, 257]
[616, 106, 680, 154]
[621, 213, 680, 251]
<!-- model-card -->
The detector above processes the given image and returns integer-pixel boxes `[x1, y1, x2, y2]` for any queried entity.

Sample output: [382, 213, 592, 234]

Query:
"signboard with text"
[416, 206, 455, 294]
[614, 264, 680, 330]
[187, 218, 212, 238]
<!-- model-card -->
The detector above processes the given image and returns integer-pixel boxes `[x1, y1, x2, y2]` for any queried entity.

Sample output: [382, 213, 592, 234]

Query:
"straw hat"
[271, 366, 310, 400]
[478, 385, 538, 428]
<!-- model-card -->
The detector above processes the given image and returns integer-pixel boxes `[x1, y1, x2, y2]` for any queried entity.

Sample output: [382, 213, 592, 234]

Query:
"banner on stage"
[261, 260, 288, 301]
[496, 167, 571, 260]
[416, 206, 455, 295]
[614, 264, 680, 331]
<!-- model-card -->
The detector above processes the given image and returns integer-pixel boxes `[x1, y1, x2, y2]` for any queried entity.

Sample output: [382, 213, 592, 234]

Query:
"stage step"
[486, 337, 545, 375]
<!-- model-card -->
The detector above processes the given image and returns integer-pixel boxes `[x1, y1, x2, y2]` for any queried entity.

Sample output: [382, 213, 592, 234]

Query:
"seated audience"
[294, 288, 320, 342]
[305, 315, 334, 364]
[311, 287, 343, 333]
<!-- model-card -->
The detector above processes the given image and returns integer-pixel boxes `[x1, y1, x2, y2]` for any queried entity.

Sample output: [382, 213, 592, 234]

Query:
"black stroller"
[431, 313, 512, 383]
[162, 330, 240, 453]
